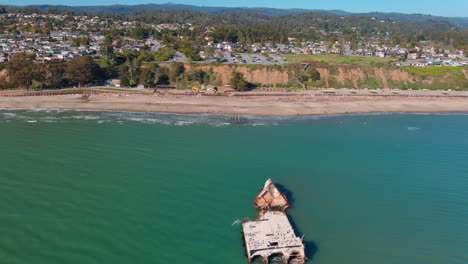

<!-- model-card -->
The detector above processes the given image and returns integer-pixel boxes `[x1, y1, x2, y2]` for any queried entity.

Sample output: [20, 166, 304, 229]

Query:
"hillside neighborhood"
[0, 12, 466, 66]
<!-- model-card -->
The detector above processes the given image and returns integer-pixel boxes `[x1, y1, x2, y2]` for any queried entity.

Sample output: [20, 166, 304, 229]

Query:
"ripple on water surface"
[0, 110, 467, 264]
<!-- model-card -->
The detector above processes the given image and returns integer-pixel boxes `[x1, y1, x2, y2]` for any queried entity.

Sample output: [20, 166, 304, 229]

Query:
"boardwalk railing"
[0, 89, 152, 97]
[2, 89, 468, 98]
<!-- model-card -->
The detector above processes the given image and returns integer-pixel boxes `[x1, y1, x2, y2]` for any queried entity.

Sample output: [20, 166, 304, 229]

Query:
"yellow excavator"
[192, 87, 218, 94]
[206, 87, 218, 94]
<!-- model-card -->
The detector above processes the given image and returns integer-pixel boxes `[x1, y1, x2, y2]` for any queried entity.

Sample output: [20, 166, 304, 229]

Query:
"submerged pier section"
[242, 179, 306, 264]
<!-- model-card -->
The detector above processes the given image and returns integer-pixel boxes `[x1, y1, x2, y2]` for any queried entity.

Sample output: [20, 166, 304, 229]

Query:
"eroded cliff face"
[183, 64, 289, 85]
[179, 63, 457, 89]
[0, 69, 8, 79]
[0, 69, 9, 88]
[316, 66, 419, 88]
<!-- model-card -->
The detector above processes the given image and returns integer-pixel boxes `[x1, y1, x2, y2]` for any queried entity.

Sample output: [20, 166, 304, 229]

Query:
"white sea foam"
[175, 121, 194, 126]
[69, 115, 101, 120]
[2, 113, 16, 118]
[27, 108, 49, 112]
[3, 109, 468, 127]
[231, 219, 242, 226]
[232, 217, 251, 226]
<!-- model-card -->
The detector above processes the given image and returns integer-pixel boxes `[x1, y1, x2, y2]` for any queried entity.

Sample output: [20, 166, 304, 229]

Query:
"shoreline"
[2, 107, 468, 117]
[1, 93, 468, 116]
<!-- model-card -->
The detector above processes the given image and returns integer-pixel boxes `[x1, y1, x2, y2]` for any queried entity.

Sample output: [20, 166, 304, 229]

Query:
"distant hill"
[356, 12, 468, 28]
[25, 3, 349, 16]
[13, 3, 468, 28]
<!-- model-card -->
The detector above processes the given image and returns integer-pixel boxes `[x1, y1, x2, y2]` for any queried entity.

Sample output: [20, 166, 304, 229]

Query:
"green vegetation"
[402, 66, 466, 77]
[154, 47, 175, 62]
[399, 66, 468, 89]
[243, 64, 262, 71]
[358, 78, 382, 89]
[393, 82, 458, 90]
[230, 71, 249, 91]
[281, 55, 397, 65]
[2, 6, 466, 50]
[1, 53, 103, 89]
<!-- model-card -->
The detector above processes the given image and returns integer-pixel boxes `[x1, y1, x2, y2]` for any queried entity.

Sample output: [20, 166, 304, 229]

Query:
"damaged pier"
[242, 179, 306, 264]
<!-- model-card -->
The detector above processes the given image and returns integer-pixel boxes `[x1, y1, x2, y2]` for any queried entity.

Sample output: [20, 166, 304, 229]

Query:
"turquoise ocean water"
[0, 110, 467, 264]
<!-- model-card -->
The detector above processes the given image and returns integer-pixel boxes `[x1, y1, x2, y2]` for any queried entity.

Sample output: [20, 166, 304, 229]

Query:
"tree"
[120, 74, 130, 86]
[43, 63, 65, 88]
[204, 46, 214, 60]
[230, 71, 248, 91]
[154, 66, 169, 85]
[65, 56, 103, 87]
[119, 59, 140, 86]
[130, 28, 150, 40]
[307, 68, 321, 82]
[180, 46, 202, 62]
[100, 44, 114, 57]
[6, 53, 38, 89]
[154, 46, 175, 61]
[288, 68, 308, 89]
[185, 69, 208, 85]
[168, 62, 185, 83]
[139, 67, 155, 87]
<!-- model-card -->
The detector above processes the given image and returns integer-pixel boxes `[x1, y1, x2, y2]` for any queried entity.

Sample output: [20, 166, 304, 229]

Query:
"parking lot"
[221, 52, 286, 65]
[171, 52, 287, 65]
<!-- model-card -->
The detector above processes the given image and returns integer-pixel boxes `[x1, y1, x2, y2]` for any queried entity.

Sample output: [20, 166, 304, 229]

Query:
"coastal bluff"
[164, 63, 468, 89]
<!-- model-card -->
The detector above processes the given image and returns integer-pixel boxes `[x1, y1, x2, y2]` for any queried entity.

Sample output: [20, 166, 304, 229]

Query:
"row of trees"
[0, 54, 103, 89]
[1, 53, 309, 91]
[0, 53, 227, 90]
[0, 52, 324, 90]
[119, 62, 223, 88]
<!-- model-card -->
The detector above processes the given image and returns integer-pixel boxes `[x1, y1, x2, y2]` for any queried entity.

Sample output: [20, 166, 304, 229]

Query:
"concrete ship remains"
[242, 179, 306, 264]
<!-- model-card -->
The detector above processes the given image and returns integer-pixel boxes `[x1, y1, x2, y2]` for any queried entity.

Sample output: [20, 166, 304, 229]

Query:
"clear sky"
[4, 0, 468, 17]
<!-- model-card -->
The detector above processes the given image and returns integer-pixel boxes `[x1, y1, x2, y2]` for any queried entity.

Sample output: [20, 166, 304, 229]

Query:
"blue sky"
[3, 0, 468, 17]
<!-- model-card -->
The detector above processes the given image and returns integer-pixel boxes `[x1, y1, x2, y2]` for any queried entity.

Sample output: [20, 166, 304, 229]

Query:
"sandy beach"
[1, 92, 468, 116]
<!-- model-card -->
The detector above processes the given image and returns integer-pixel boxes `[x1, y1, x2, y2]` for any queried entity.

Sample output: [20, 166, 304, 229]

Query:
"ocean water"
[0, 110, 467, 264]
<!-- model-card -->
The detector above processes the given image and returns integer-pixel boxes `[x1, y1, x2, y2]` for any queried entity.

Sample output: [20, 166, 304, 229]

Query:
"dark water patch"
[276, 183, 296, 207]
[287, 213, 318, 262]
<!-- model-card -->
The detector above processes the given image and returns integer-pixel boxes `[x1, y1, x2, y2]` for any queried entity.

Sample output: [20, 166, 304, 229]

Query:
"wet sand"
[1, 93, 468, 116]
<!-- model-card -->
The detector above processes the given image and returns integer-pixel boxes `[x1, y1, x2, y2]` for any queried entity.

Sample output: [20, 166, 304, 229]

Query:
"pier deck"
[242, 211, 305, 263]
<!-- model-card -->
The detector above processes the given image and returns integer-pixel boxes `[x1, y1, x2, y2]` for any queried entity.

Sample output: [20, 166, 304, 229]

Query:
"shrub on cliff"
[230, 71, 248, 91]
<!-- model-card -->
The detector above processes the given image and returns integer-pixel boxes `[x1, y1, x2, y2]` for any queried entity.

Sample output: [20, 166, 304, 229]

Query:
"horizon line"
[2, 2, 467, 18]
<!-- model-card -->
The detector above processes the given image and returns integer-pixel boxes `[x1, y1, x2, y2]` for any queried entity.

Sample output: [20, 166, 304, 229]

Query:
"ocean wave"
[408, 126, 421, 131]
[1, 112, 16, 118]
[232, 217, 250, 226]
[2, 109, 468, 127]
